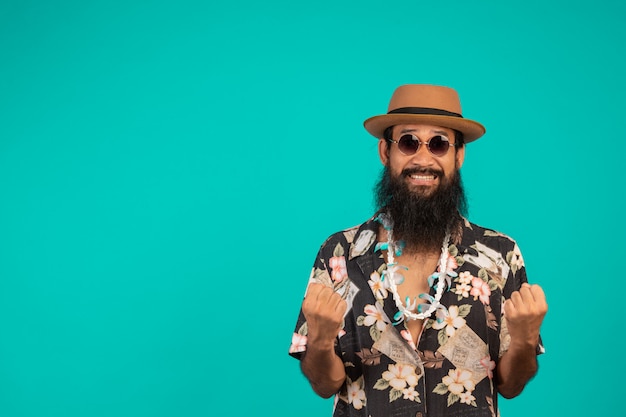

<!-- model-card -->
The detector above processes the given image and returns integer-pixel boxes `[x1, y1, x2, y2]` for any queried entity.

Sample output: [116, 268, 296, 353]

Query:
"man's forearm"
[496, 341, 538, 399]
[497, 283, 547, 398]
[300, 343, 346, 399]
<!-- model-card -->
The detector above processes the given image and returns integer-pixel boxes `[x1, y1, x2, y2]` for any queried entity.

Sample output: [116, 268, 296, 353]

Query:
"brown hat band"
[388, 107, 463, 118]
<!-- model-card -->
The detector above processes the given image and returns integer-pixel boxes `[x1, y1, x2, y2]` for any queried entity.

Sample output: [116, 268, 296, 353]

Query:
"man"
[289, 84, 547, 417]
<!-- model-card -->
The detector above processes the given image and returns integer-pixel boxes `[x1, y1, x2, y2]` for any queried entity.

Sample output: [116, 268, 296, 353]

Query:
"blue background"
[1, 0, 624, 416]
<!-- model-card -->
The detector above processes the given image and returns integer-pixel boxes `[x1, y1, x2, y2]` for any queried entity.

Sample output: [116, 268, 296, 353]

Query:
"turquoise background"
[1, 0, 624, 416]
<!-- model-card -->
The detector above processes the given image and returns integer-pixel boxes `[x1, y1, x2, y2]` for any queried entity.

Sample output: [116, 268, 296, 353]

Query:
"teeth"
[410, 175, 435, 180]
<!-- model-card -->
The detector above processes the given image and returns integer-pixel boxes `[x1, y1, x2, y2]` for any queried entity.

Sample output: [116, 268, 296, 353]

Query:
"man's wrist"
[306, 337, 337, 352]
[508, 335, 539, 352]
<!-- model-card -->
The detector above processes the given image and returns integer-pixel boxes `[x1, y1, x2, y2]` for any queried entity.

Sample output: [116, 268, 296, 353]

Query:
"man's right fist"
[302, 283, 347, 347]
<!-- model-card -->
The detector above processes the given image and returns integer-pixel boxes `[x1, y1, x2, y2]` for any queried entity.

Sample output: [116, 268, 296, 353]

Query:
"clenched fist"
[302, 283, 347, 349]
[504, 283, 548, 348]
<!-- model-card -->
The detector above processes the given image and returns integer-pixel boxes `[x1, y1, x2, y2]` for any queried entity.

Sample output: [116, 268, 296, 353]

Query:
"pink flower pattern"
[289, 332, 307, 354]
[400, 330, 417, 351]
[470, 277, 491, 305]
[480, 356, 496, 380]
[329, 256, 348, 283]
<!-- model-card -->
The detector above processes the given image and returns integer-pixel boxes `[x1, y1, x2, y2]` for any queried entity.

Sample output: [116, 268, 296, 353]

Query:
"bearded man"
[289, 84, 547, 417]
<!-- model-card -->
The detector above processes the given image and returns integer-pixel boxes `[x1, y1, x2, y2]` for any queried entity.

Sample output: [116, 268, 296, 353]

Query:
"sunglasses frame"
[387, 134, 458, 157]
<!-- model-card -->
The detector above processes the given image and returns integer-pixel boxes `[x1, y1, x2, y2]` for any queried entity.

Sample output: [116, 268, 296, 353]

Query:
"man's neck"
[402, 242, 445, 257]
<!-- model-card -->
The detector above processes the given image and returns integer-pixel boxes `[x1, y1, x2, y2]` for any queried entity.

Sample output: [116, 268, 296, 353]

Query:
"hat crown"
[363, 83, 485, 142]
[387, 84, 462, 115]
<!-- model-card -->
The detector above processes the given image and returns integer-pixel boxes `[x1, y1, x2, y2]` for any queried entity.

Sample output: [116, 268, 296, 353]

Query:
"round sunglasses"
[388, 134, 458, 157]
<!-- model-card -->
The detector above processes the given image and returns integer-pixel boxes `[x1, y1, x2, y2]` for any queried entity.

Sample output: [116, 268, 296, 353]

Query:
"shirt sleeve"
[288, 243, 339, 361]
[499, 242, 545, 357]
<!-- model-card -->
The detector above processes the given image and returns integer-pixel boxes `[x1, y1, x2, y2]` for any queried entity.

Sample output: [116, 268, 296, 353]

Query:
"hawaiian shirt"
[289, 214, 544, 417]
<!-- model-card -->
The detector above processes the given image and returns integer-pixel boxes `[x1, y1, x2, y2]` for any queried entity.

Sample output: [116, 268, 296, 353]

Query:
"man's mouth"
[409, 173, 437, 180]
[401, 168, 443, 189]
[403, 168, 442, 180]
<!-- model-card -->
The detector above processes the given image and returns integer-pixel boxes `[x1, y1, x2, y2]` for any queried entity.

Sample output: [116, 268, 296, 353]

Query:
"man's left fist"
[504, 283, 548, 348]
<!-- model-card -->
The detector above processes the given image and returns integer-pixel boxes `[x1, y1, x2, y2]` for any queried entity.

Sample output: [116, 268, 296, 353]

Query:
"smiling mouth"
[409, 174, 437, 180]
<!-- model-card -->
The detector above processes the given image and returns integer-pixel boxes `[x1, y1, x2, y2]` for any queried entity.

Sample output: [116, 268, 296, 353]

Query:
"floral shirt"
[289, 214, 544, 417]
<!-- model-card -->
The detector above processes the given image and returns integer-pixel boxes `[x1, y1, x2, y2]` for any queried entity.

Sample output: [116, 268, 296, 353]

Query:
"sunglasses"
[388, 134, 457, 157]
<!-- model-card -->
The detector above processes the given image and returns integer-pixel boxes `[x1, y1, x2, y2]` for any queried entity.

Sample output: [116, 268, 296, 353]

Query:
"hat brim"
[363, 114, 486, 143]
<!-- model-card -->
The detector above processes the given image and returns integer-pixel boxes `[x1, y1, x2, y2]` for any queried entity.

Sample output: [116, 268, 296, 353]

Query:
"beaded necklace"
[378, 213, 451, 322]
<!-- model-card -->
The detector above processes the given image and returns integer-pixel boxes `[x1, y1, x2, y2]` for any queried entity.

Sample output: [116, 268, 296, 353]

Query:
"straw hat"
[363, 84, 486, 142]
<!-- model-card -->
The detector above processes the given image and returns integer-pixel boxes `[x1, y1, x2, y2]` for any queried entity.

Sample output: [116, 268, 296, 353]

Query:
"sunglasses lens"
[398, 134, 419, 155]
[428, 135, 450, 156]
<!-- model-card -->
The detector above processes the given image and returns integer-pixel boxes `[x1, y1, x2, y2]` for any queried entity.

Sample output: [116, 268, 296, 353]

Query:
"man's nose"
[409, 141, 435, 165]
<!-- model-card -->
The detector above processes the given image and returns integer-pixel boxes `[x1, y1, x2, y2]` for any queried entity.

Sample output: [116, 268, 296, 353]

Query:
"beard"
[374, 165, 467, 252]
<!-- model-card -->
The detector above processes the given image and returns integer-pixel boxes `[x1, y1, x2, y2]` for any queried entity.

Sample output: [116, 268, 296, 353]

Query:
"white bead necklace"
[379, 213, 451, 322]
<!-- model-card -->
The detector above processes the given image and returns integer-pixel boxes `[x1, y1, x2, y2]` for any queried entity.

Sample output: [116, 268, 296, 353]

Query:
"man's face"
[378, 124, 465, 196]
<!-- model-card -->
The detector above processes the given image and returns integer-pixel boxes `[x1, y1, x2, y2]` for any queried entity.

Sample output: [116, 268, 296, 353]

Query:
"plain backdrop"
[1, 0, 624, 416]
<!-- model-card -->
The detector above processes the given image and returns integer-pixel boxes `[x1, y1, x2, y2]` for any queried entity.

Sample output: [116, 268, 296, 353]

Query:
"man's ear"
[378, 139, 389, 165]
[456, 144, 466, 169]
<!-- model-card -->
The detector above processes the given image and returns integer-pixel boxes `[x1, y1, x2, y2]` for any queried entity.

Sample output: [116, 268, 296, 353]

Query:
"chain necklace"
[379, 213, 451, 322]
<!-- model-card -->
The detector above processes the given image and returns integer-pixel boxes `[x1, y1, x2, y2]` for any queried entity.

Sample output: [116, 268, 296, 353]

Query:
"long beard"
[374, 165, 467, 252]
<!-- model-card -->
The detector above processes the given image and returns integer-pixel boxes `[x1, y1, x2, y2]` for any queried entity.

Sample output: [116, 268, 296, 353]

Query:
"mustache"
[401, 167, 444, 177]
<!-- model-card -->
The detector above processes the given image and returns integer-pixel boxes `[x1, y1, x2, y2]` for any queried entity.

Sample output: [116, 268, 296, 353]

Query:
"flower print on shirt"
[459, 391, 476, 405]
[329, 255, 348, 283]
[400, 329, 417, 351]
[347, 376, 367, 410]
[289, 332, 307, 354]
[471, 276, 492, 305]
[328, 243, 349, 283]
[431, 305, 470, 341]
[361, 303, 388, 332]
[480, 356, 496, 380]
[433, 368, 477, 407]
[375, 363, 421, 403]
[443, 252, 459, 275]
[507, 243, 525, 275]
[456, 270, 495, 305]
[368, 270, 388, 300]
[357, 301, 391, 342]
[403, 386, 419, 401]
[454, 271, 473, 299]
